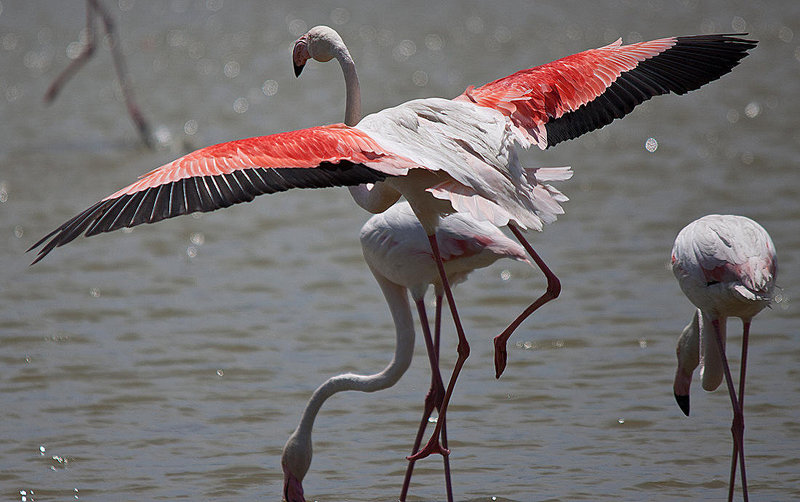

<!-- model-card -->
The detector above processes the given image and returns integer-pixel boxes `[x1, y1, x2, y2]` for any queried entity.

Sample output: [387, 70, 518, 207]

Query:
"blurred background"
[1, 1, 798, 500]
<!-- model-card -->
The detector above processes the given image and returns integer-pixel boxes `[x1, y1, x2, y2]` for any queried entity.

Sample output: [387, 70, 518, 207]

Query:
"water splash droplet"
[412, 70, 428, 87]
[223, 60, 240, 78]
[466, 15, 484, 34]
[184, 119, 198, 136]
[233, 97, 248, 114]
[744, 102, 760, 119]
[190, 232, 205, 246]
[154, 125, 172, 146]
[262, 79, 278, 96]
[424, 33, 443, 51]
[287, 19, 307, 37]
[330, 7, 350, 25]
[392, 40, 416, 62]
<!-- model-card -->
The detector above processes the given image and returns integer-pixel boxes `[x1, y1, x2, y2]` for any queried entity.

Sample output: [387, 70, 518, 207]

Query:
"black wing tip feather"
[28, 163, 388, 264]
[545, 32, 758, 148]
[676, 32, 757, 46]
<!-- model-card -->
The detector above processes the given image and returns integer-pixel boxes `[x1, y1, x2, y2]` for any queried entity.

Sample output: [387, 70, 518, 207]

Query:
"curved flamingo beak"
[673, 367, 693, 416]
[283, 466, 306, 502]
[674, 393, 691, 416]
[292, 37, 310, 77]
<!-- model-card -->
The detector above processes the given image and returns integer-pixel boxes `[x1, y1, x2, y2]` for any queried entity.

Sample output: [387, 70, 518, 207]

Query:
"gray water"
[1, 1, 799, 500]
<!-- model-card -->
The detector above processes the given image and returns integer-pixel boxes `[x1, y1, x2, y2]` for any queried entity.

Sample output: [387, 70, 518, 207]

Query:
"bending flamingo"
[671, 214, 777, 502]
[282, 200, 536, 502]
[29, 26, 756, 461]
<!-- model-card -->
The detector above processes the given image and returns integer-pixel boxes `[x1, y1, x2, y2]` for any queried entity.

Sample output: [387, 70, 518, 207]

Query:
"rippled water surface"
[1, 1, 799, 501]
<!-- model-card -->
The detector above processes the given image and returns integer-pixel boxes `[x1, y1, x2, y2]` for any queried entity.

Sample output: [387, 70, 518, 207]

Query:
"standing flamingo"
[671, 214, 777, 502]
[282, 200, 538, 502]
[29, 26, 756, 462]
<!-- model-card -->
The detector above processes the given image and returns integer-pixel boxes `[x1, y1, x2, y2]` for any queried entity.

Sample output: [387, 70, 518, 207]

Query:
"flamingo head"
[282, 463, 306, 502]
[292, 35, 310, 77]
[292, 25, 346, 77]
[673, 309, 700, 416]
[281, 430, 312, 502]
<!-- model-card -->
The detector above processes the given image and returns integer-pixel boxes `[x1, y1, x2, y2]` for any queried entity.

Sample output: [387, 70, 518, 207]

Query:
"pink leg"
[44, 1, 97, 104]
[727, 320, 751, 502]
[45, 0, 153, 148]
[407, 235, 470, 462]
[433, 295, 454, 501]
[493, 223, 561, 378]
[400, 298, 452, 501]
[711, 319, 748, 502]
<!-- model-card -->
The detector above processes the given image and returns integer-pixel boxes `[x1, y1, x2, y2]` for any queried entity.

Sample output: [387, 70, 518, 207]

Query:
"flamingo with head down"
[282, 200, 544, 502]
[30, 25, 756, 462]
[671, 214, 777, 502]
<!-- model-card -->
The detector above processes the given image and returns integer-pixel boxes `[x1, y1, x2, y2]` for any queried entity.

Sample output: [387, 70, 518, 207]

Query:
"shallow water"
[1, 1, 799, 501]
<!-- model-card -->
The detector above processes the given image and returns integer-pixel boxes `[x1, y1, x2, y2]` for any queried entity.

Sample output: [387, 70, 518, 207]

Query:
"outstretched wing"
[459, 34, 757, 148]
[29, 124, 412, 263]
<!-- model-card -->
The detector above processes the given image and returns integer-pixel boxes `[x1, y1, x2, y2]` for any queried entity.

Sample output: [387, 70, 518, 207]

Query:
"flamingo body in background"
[30, 26, 756, 461]
[282, 200, 536, 502]
[671, 214, 777, 502]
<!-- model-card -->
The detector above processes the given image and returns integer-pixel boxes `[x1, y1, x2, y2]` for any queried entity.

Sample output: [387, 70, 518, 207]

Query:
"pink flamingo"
[30, 26, 756, 462]
[671, 214, 777, 502]
[282, 200, 542, 502]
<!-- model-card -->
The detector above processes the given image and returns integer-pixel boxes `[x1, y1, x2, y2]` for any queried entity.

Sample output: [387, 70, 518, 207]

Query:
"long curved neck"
[294, 271, 415, 443]
[333, 47, 361, 127]
[699, 310, 726, 392]
[330, 38, 402, 212]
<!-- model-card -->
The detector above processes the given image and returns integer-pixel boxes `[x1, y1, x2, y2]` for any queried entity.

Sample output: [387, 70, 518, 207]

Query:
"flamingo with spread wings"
[30, 26, 756, 461]
[671, 214, 777, 502]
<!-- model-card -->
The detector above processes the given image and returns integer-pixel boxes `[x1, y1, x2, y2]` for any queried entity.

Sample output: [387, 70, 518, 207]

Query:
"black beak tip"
[293, 63, 304, 77]
[674, 393, 690, 416]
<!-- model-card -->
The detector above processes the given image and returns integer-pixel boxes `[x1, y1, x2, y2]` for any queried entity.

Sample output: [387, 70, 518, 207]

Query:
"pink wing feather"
[106, 124, 409, 199]
[29, 124, 413, 263]
[458, 34, 756, 148]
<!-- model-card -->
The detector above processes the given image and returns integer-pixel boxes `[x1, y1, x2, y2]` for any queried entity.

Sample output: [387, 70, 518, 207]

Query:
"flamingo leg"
[44, 1, 97, 104]
[407, 235, 470, 462]
[400, 297, 452, 502]
[711, 319, 748, 502]
[493, 223, 561, 378]
[727, 320, 751, 502]
[45, 0, 152, 148]
[434, 294, 454, 501]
